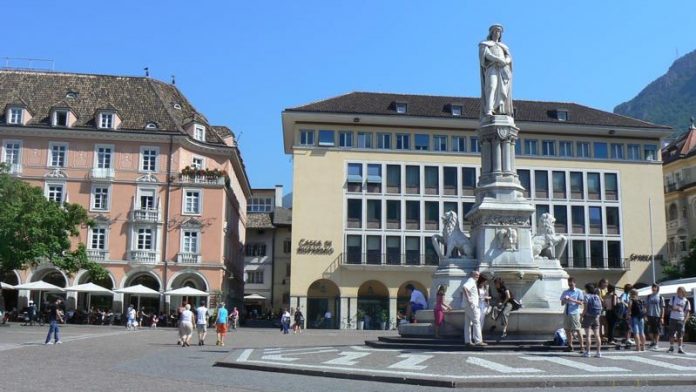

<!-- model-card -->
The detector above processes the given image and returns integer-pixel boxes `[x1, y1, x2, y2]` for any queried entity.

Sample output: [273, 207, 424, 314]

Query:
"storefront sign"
[297, 239, 334, 255]
[629, 254, 663, 262]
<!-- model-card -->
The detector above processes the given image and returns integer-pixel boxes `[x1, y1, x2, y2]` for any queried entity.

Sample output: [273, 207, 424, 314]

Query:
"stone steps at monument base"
[365, 337, 622, 352]
[379, 335, 553, 346]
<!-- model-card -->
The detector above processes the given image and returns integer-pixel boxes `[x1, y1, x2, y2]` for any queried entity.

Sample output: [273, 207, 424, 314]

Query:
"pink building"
[0, 70, 251, 314]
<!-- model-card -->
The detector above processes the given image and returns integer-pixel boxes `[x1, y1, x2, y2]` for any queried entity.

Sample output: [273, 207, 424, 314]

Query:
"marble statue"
[432, 211, 474, 258]
[479, 24, 513, 117]
[495, 227, 518, 251]
[531, 213, 568, 259]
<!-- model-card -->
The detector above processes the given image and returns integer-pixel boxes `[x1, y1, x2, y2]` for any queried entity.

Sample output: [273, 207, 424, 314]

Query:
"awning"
[164, 287, 208, 296]
[114, 284, 160, 296]
[636, 281, 696, 297]
[1, 282, 15, 290]
[65, 282, 113, 294]
[12, 280, 65, 292]
[244, 293, 266, 300]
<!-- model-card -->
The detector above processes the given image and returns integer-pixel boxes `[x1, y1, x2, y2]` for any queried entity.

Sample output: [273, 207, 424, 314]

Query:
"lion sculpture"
[432, 211, 474, 258]
[532, 213, 567, 259]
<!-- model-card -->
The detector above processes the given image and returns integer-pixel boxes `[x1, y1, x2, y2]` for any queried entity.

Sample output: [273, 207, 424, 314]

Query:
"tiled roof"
[247, 213, 274, 229]
[663, 125, 696, 164]
[286, 92, 670, 130]
[0, 70, 224, 144]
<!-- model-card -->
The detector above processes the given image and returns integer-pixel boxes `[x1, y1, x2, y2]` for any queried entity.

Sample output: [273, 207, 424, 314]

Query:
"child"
[433, 285, 451, 338]
[150, 313, 159, 329]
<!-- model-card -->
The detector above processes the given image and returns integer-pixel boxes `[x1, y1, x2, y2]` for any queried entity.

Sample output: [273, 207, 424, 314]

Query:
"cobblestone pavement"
[1, 323, 695, 391]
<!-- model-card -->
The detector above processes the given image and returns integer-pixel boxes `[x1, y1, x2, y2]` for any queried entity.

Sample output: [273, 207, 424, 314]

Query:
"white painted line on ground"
[521, 356, 628, 372]
[655, 354, 696, 361]
[263, 346, 333, 353]
[388, 354, 433, 370]
[466, 356, 543, 373]
[607, 356, 696, 371]
[322, 351, 371, 366]
[261, 349, 339, 362]
[351, 345, 401, 352]
[237, 349, 253, 362]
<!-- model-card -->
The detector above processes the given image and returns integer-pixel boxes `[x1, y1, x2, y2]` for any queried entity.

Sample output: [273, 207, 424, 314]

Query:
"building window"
[89, 228, 107, 250]
[395, 102, 407, 114]
[414, 134, 429, 151]
[470, 136, 480, 153]
[386, 165, 401, 193]
[248, 197, 273, 212]
[627, 144, 641, 160]
[299, 129, 315, 146]
[386, 200, 400, 229]
[559, 141, 573, 157]
[518, 169, 530, 198]
[606, 207, 620, 234]
[53, 110, 69, 127]
[590, 240, 604, 268]
[49, 143, 68, 168]
[347, 163, 363, 192]
[451, 105, 463, 116]
[396, 134, 410, 150]
[339, 131, 353, 147]
[182, 230, 200, 254]
[524, 139, 538, 156]
[357, 132, 372, 148]
[137, 228, 154, 250]
[183, 190, 202, 214]
[191, 157, 204, 170]
[515, 141, 521, 155]
[572, 240, 587, 268]
[552, 171, 566, 199]
[405, 200, 420, 230]
[555, 109, 569, 121]
[576, 142, 590, 158]
[8, 108, 23, 124]
[377, 133, 391, 149]
[610, 143, 624, 159]
[570, 172, 583, 199]
[346, 235, 362, 264]
[553, 205, 567, 233]
[145, 122, 158, 130]
[366, 164, 381, 192]
[433, 135, 447, 151]
[2, 140, 21, 167]
[644, 145, 657, 161]
[140, 147, 159, 172]
[424, 201, 439, 230]
[535, 205, 550, 225]
[542, 140, 556, 156]
[95, 145, 113, 169]
[604, 173, 618, 200]
[245, 243, 267, 257]
[452, 136, 466, 152]
[247, 270, 264, 284]
[193, 125, 206, 142]
[405, 165, 420, 194]
[594, 142, 608, 159]
[92, 186, 110, 211]
[405, 237, 420, 265]
[571, 206, 585, 234]
[587, 172, 601, 200]
[443, 166, 457, 195]
[366, 200, 381, 229]
[138, 188, 156, 210]
[607, 241, 622, 268]
[99, 113, 114, 129]
[347, 199, 362, 228]
[424, 166, 439, 195]
[283, 239, 291, 253]
[386, 236, 401, 264]
[589, 206, 603, 234]
[46, 184, 64, 203]
[534, 171, 549, 199]
[318, 130, 335, 146]
[462, 167, 476, 196]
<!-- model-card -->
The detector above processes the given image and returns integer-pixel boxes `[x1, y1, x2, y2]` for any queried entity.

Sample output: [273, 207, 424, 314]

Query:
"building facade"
[244, 186, 292, 317]
[282, 92, 670, 329]
[0, 70, 251, 313]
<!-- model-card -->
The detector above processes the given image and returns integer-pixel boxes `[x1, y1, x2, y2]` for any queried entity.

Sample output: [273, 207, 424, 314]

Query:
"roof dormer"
[95, 104, 121, 130]
[184, 114, 208, 142]
[554, 108, 569, 121]
[393, 101, 408, 114]
[50, 101, 77, 128]
[4, 99, 32, 125]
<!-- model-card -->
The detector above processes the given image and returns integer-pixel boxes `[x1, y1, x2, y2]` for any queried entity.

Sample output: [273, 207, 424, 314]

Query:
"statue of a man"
[479, 24, 513, 117]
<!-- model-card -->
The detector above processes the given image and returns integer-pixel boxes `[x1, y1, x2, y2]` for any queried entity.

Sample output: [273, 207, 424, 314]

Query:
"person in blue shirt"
[560, 277, 585, 352]
[215, 303, 229, 346]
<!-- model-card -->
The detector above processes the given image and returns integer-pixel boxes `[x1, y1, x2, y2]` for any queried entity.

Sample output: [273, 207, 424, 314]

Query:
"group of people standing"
[561, 277, 692, 357]
[176, 301, 239, 347]
[279, 307, 305, 334]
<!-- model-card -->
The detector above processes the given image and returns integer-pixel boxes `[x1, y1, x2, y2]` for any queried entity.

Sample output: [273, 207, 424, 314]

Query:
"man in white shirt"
[462, 271, 485, 345]
[196, 300, 209, 346]
[323, 310, 332, 329]
[405, 284, 428, 322]
[668, 286, 692, 354]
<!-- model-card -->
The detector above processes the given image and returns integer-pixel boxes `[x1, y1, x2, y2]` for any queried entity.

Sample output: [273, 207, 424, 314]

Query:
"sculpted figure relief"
[532, 213, 568, 259]
[479, 24, 513, 117]
[432, 211, 474, 258]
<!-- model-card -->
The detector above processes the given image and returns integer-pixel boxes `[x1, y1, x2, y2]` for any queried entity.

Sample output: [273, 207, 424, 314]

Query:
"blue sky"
[5, 1, 696, 192]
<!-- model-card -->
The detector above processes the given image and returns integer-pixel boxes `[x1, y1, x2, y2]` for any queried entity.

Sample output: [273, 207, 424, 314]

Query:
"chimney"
[274, 185, 283, 207]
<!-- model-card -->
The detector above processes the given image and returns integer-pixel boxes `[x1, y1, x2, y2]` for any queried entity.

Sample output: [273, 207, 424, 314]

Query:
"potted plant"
[378, 309, 388, 330]
[356, 309, 365, 330]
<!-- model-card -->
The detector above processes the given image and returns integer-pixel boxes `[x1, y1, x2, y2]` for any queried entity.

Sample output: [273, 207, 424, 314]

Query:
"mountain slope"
[614, 49, 696, 132]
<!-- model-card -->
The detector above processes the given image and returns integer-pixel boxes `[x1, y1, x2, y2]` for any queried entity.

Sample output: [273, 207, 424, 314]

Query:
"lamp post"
[649, 197, 656, 283]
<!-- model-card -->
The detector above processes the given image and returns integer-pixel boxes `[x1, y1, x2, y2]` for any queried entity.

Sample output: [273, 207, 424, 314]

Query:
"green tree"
[0, 164, 106, 279]
[662, 238, 696, 280]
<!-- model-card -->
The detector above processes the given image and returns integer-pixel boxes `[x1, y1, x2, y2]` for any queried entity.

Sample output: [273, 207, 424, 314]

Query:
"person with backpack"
[646, 283, 665, 350]
[667, 286, 691, 354]
[627, 289, 646, 352]
[560, 276, 585, 353]
[582, 284, 603, 357]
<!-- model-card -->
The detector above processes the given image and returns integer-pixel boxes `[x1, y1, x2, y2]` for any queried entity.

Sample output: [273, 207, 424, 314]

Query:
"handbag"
[510, 299, 523, 311]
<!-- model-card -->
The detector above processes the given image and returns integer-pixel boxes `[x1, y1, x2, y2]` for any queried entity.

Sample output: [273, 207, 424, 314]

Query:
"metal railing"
[180, 175, 225, 185]
[339, 252, 438, 266]
[563, 257, 629, 270]
[90, 167, 115, 180]
[128, 250, 158, 264]
[177, 253, 201, 264]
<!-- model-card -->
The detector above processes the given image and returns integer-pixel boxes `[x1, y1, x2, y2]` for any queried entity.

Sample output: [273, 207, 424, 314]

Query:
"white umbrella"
[1, 282, 14, 290]
[636, 282, 696, 297]
[13, 280, 65, 292]
[164, 287, 208, 296]
[114, 284, 160, 311]
[244, 293, 266, 300]
[66, 282, 114, 311]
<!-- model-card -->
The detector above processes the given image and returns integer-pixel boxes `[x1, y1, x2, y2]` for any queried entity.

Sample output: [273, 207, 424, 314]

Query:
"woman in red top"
[433, 285, 451, 338]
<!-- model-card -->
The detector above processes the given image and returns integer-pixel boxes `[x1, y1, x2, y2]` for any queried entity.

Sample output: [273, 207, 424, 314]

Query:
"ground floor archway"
[357, 280, 389, 330]
[76, 272, 115, 312]
[307, 279, 340, 329]
[124, 272, 161, 315]
[1, 271, 20, 313]
[29, 268, 67, 307]
[169, 271, 209, 308]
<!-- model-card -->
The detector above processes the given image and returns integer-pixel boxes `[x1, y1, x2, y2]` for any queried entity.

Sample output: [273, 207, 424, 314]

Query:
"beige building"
[282, 92, 671, 329]
[0, 70, 251, 314]
[662, 122, 696, 263]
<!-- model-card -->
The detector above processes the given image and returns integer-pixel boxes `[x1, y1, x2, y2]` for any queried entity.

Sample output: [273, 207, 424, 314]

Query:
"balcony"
[128, 250, 158, 264]
[90, 167, 115, 180]
[179, 175, 225, 185]
[179, 167, 228, 186]
[339, 252, 438, 267]
[6, 163, 22, 175]
[565, 257, 629, 270]
[177, 253, 202, 264]
[130, 208, 161, 223]
[86, 249, 109, 262]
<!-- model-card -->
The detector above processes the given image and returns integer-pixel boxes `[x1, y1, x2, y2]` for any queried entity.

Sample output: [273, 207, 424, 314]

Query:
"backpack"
[553, 328, 567, 346]
[586, 294, 603, 316]
[631, 299, 646, 318]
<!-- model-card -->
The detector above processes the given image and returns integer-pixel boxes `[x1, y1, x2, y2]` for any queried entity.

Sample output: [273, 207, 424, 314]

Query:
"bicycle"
[341, 317, 353, 330]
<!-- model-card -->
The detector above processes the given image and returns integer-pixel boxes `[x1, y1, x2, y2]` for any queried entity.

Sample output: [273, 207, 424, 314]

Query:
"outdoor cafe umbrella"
[12, 280, 65, 311]
[164, 287, 208, 296]
[65, 282, 114, 311]
[114, 284, 160, 311]
[244, 293, 266, 300]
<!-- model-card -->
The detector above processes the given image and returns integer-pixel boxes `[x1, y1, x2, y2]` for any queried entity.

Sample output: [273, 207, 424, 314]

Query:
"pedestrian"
[196, 300, 209, 346]
[126, 305, 137, 331]
[405, 284, 427, 323]
[44, 298, 64, 345]
[597, 278, 609, 341]
[478, 276, 491, 331]
[178, 304, 194, 347]
[27, 300, 37, 326]
[618, 284, 634, 346]
[433, 285, 452, 338]
[150, 313, 158, 329]
[281, 308, 291, 334]
[230, 306, 239, 330]
[627, 289, 646, 352]
[491, 277, 512, 338]
[294, 307, 305, 334]
[646, 283, 665, 350]
[323, 309, 333, 329]
[667, 286, 691, 354]
[462, 271, 485, 346]
[215, 302, 229, 346]
[581, 284, 603, 357]
[560, 276, 585, 352]
[603, 284, 618, 344]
